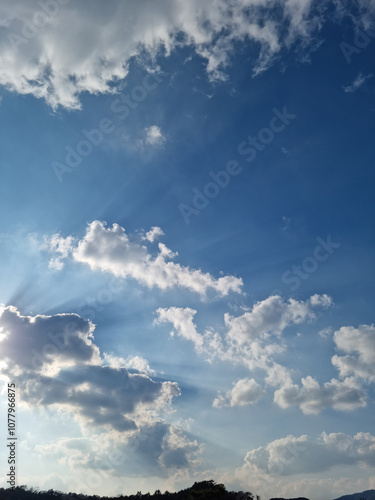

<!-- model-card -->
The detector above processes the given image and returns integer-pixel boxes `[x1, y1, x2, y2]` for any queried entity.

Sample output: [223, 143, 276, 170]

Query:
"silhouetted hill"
[333, 490, 375, 500]
[0, 480, 258, 500]
[1, 481, 373, 500]
[269, 497, 310, 500]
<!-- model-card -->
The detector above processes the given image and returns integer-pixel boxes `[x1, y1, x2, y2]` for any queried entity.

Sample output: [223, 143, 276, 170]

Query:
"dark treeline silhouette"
[0, 479, 311, 500]
[0, 480, 266, 500]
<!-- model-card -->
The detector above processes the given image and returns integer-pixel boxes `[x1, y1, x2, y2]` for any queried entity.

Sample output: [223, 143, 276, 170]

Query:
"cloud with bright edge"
[0, 305, 200, 473]
[43, 221, 243, 296]
[1, 0, 374, 110]
[103, 353, 156, 376]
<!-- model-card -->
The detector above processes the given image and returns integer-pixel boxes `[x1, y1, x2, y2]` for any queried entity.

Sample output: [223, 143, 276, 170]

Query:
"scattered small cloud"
[145, 125, 166, 147]
[156, 294, 334, 404]
[281, 216, 292, 232]
[319, 326, 333, 338]
[42, 233, 75, 270]
[343, 72, 373, 93]
[144, 226, 165, 243]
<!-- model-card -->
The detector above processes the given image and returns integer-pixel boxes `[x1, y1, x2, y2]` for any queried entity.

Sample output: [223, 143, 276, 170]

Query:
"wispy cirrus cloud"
[343, 72, 373, 92]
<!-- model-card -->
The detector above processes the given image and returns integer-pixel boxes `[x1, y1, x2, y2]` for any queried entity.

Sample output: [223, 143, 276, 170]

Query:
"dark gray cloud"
[0, 305, 180, 436]
[0, 305, 99, 373]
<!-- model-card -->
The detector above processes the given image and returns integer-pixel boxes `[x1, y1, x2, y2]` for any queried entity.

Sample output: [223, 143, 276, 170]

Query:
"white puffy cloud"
[233, 432, 375, 499]
[155, 298, 373, 415]
[145, 125, 166, 147]
[155, 307, 204, 350]
[44, 220, 242, 296]
[41, 233, 75, 270]
[156, 294, 333, 396]
[273, 323, 374, 415]
[1, 0, 372, 109]
[157, 294, 332, 353]
[332, 324, 375, 382]
[104, 353, 156, 376]
[144, 226, 165, 243]
[213, 377, 265, 407]
[241, 431, 375, 477]
[224, 294, 332, 345]
[274, 375, 367, 414]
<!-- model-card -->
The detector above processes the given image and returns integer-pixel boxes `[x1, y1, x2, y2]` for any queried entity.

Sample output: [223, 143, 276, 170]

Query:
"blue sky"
[0, 1, 374, 499]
